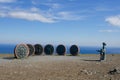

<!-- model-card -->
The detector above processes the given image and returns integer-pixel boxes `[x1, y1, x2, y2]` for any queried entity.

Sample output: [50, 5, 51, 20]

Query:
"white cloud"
[31, 7, 39, 12]
[95, 7, 112, 12]
[54, 11, 84, 20]
[0, 0, 16, 3]
[41, 3, 61, 9]
[105, 15, 120, 27]
[0, 11, 55, 23]
[8, 11, 55, 23]
[31, 1, 37, 5]
[51, 3, 60, 9]
[99, 30, 119, 33]
[0, 12, 7, 17]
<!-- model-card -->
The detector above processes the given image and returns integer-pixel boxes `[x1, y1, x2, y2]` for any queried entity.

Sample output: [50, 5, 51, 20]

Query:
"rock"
[14, 71, 17, 74]
[108, 67, 120, 75]
[80, 69, 93, 75]
[111, 54, 114, 56]
[104, 75, 107, 78]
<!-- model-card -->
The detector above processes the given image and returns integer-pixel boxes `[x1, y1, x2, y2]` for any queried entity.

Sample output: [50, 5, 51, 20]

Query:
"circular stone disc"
[44, 44, 54, 55]
[27, 44, 35, 56]
[56, 44, 66, 55]
[34, 44, 43, 55]
[70, 45, 79, 56]
[14, 44, 29, 59]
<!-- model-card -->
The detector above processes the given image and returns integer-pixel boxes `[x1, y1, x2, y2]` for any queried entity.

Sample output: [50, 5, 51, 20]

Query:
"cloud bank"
[0, 0, 84, 23]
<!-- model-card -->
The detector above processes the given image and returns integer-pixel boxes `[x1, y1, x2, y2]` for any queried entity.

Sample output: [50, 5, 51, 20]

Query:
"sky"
[0, 0, 120, 47]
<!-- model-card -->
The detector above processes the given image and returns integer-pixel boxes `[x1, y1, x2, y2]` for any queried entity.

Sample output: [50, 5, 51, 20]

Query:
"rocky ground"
[0, 54, 120, 80]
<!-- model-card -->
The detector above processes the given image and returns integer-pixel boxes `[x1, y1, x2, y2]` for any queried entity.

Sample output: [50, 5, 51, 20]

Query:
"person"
[97, 42, 106, 61]
[102, 42, 106, 60]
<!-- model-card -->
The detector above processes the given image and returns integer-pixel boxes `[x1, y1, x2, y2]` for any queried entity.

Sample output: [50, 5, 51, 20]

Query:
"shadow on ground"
[82, 59, 100, 62]
[3, 57, 16, 60]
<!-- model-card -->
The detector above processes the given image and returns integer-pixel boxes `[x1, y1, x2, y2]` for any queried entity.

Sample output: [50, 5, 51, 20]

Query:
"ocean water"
[0, 44, 16, 54]
[0, 44, 120, 54]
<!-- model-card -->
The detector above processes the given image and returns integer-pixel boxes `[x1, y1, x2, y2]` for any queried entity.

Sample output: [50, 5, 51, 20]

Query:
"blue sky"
[0, 0, 120, 47]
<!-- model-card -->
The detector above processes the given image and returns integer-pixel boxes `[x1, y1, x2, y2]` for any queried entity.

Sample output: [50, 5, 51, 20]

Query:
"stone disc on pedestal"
[14, 44, 29, 59]
[44, 44, 54, 55]
[27, 44, 35, 56]
[56, 44, 66, 55]
[70, 45, 79, 56]
[34, 44, 43, 55]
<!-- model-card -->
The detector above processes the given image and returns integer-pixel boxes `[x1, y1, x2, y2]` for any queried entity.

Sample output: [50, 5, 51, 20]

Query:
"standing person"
[97, 42, 107, 61]
[102, 42, 106, 61]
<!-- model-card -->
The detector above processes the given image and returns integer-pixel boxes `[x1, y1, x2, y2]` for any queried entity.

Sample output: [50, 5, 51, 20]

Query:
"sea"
[0, 44, 120, 54]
